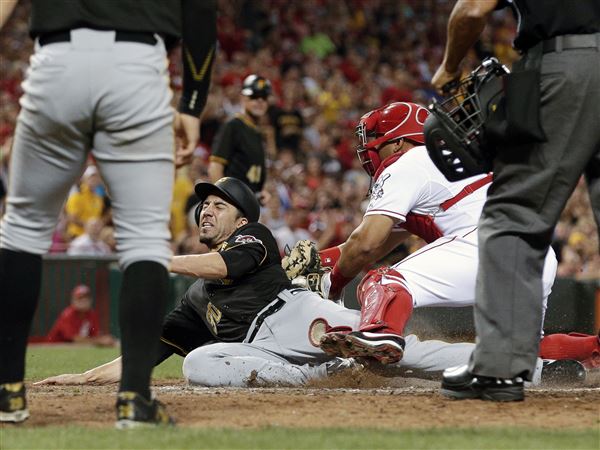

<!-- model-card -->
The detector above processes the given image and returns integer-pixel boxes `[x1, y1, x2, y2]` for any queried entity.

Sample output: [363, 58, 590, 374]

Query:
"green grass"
[25, 345, 182, 381]
[10, 347, 598, 450]
[2, 427, 598, 450]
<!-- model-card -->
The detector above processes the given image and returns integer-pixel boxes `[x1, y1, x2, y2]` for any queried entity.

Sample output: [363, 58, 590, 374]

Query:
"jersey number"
[246, 165, 262, 184]
[206, 302, 222, 335]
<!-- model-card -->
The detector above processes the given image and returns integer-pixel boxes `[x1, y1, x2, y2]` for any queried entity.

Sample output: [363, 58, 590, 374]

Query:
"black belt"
[542, 33, 600, 54]
[38, 29, 158, 47]
[247, 298, 286, 343]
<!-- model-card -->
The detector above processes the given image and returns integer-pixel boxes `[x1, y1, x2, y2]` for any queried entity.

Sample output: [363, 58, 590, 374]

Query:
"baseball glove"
[281, 239, 322, 280]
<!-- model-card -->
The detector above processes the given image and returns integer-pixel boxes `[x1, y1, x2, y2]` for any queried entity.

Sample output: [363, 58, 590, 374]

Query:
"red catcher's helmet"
[356, 102, 429, 176]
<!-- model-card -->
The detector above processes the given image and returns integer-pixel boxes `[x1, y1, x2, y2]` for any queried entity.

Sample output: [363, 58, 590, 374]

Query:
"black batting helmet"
[424, 58, 509, 181]
[241, 74, 272, 98]
[194, 177, 261, 225]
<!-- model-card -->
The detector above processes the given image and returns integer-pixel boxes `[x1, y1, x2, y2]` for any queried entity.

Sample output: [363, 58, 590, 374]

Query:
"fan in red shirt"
[46, 284, 116, 346]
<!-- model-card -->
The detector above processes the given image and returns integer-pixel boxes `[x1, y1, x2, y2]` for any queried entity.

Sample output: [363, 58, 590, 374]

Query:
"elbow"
[347, 232, 381, 261]
[456, 0, 496, 20]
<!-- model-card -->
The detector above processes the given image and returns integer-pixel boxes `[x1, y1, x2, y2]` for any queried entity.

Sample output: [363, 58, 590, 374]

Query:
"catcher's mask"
[356, 102, 429, 177]
[194, 177, 260, 225]
[424, 58, 509, 181]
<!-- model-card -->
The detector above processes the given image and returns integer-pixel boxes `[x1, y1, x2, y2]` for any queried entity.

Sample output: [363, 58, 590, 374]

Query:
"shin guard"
[356, 267, 414, 335]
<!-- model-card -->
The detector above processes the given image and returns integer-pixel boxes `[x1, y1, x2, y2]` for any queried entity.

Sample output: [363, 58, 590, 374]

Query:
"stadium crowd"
[1, 0, 598, 280]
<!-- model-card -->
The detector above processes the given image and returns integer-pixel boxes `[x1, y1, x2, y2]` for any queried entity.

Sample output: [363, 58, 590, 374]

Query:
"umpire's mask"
[424, 58, 509, 181]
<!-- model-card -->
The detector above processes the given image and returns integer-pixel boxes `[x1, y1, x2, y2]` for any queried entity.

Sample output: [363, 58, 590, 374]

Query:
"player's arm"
[0, 0, 18, 29]
[431, 0, 498, 92]
[170, 251, 228, 279]
[34, 357, 122, 385]
[336, 214, 398, 277]
[174, 0, 217, 167]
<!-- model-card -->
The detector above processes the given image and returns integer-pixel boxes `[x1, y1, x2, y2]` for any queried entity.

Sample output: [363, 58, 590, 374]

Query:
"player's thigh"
[94, 158, 173, 268]
[389, 235, 478, 308]
[93, 40, 174, 162]
[1, 121, 88, 253]
[256, 289, 360, 362]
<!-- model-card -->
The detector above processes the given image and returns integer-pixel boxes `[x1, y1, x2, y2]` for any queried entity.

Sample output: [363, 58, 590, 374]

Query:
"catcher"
[283, 102, 599, 372]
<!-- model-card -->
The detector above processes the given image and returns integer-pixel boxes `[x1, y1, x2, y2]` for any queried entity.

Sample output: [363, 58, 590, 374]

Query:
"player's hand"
[34, 373, 88, 385]
[431, 65, 462, 95]
[174, 112, 200, 168]
[282, 240, 322, 280]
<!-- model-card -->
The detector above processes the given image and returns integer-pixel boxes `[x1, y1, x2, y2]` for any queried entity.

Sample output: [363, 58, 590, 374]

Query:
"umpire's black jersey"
[210, 114, 266, 192]
[183, 222, 291, 342]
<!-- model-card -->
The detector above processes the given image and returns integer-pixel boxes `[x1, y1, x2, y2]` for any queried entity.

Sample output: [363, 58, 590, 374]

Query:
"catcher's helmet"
[424, 58, 509, 181]
[356, 102, 429, 176]
[194, 177, 260, 225]
[241, 74, 272, 98]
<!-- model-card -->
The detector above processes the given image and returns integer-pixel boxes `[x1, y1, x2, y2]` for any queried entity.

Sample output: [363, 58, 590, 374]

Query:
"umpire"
[0, 0, 216, 427]
[432, 0, 600, 401]
[208, 74, 272, 205]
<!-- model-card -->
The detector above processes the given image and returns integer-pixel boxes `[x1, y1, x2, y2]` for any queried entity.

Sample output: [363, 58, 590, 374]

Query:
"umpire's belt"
[38, 29, 158, 46]
[246, 298, 286, 343]
[542, 33, 600, 54]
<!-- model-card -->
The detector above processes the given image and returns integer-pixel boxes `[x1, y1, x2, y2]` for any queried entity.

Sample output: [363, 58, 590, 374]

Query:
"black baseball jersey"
[210, 114, 266, 193]
[499, 0, 600, 51]
[183, 222, 291, 342]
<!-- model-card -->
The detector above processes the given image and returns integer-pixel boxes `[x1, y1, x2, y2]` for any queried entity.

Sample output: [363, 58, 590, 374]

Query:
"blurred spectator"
[268, 82, 305, 154]
[65, 165, 104, 238]
[46, 284, 116, 347]
[0, 0, 596, 278]
[67, 218, 112, 256]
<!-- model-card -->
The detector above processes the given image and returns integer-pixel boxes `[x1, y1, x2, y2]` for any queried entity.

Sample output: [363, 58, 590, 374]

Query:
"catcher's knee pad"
[357, 267, 414, 334]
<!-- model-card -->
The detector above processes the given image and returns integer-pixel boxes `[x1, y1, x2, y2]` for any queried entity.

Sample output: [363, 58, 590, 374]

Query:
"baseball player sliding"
[288, 102, 559, 365]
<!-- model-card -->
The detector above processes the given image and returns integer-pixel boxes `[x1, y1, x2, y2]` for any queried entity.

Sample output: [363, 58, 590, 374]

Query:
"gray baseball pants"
[0, 28, 174, 268]
[183, 289, 479, 386]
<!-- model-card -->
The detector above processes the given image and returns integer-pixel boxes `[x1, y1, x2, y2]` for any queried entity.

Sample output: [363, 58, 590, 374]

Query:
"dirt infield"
[20, 372, 600, 429]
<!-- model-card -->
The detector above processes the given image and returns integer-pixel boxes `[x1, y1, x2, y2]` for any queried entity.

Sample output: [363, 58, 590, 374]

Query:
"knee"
[182, 344, 238, 387]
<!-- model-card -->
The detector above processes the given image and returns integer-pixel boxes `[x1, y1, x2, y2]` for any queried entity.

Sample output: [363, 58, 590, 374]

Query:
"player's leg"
[183, 342, 327, 387]
[90, 30, 174, 426]
[95, 158, 173, 407]
[253, 289, 360, 363]
[0, 40, 91, 422]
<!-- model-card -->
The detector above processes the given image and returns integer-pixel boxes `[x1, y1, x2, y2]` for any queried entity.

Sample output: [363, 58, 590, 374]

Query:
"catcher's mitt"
[281, 239, 322, 280]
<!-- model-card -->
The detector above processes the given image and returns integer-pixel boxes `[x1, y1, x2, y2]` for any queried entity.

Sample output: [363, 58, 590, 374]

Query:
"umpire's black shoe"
[115, 391, 175, 429]
[0, 382, 29, 423]
[441, 365, 524, 402]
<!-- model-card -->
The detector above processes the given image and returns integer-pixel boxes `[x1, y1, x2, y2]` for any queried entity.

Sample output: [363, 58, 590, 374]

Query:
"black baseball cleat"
[0, 382, 30, 423]
[541, 359, 586, 385]
[115, 391, 175, 429]
[342, 331, 405, 365]
[441, 365, 524, 402]
[319, 331, 353, 357]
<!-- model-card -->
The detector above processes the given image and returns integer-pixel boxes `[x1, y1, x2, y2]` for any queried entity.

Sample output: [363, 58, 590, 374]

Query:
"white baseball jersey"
[364, 146, 557, 309]
[365, 146, 490, 241]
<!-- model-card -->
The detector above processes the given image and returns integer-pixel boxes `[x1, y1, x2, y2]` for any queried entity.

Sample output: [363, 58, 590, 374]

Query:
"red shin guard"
[356, 267, 414, 335]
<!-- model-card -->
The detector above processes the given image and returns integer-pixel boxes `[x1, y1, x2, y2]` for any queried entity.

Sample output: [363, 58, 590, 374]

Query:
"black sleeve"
[219, 228, 270, 279]
[178, 0, 217, 116]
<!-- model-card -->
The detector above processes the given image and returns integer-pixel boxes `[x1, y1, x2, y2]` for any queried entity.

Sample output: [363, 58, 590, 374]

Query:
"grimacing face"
[198, 194, 247, 248]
